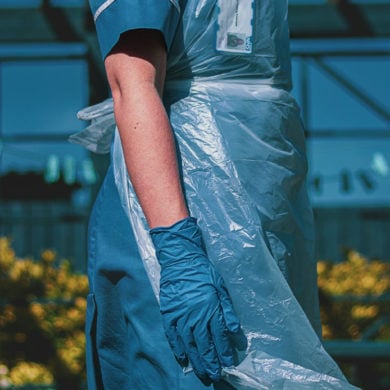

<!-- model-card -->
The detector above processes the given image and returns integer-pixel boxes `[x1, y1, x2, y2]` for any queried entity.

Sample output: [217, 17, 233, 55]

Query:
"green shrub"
[317, 249, 390, 340]
[318, 250, 390, 390]
[0, 238, 88, 390]
[1, 238, 389, 389]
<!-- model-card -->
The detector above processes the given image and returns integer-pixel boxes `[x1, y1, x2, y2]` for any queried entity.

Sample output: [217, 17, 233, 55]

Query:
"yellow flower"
[58, 334, 86, 375]
[74, 297, 87, 310]
[321, 324, 333, 340]
[317, 261, 328, 276]
[0, 237, 15, 269]
[2, 305, 16, 323]
[30, 303, 45, 321]
[41, 249, 56, 264]
[8, 259, 44, 281]
[9, 362, 53, 386]
[351, 305, 379, 320]
[54, 317, 66, 331]
[347, 250, 367, 267]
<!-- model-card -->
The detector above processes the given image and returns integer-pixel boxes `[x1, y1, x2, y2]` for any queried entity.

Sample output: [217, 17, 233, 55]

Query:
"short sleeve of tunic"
[89, 0, 181, 59]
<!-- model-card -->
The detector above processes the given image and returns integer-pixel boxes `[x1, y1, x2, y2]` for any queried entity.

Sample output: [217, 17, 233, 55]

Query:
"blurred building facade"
[0, 0, 389, 271]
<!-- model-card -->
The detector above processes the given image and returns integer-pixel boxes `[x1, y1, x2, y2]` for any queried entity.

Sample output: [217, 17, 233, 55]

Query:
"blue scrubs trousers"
[86, 164, 234, 389]
[84, 1, 322, 388]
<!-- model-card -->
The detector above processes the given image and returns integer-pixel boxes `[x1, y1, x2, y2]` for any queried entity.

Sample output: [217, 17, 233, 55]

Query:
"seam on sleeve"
[94, 0, 116, 22]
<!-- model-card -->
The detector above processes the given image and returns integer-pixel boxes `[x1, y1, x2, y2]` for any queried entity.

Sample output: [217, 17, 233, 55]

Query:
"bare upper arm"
[104, 29, 167, 98]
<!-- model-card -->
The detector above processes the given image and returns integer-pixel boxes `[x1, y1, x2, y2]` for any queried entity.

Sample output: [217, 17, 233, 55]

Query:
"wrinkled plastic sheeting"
[72, 1, 359, 388]
[72, 95, 358, 389]
[222, 351, 357, 390]
[165, 0, 292, 88]
[69, 98, 115, 154]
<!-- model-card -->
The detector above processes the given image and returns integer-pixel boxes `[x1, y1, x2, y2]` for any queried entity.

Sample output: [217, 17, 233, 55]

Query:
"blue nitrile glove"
[150, 217, 247, 383]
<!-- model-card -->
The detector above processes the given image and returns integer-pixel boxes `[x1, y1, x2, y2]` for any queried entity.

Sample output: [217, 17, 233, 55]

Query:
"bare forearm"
[114, 83, 188, 228]
[105, 30, 188, 228]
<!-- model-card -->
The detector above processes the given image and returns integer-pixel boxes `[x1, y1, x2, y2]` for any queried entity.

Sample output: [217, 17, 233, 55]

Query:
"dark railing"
[0, 200, 88, 273]
[1, 202, 390, 272]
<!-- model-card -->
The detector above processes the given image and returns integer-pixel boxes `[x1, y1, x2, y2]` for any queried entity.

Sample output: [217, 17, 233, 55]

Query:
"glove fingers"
[210, 308, 234, 368]
[213, 271, 241, 333]
[181, 325, 210, 382]
[192, 319, 222, 381]
[163, 318, 188, 367]
[229, 327, 248, 351]
[212, 271, 248, 351]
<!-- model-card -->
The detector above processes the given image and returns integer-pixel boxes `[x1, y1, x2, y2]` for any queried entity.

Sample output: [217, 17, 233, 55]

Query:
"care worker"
[76, 0, 358, 389]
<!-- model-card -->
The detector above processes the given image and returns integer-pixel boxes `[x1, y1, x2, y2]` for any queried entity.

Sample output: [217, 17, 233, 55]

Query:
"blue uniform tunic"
[87, 2, 235, 388]
[82, 1, 356, 389]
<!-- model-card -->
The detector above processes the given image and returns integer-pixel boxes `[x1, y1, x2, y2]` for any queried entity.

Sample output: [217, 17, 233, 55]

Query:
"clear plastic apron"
[70, 0, 359, 388]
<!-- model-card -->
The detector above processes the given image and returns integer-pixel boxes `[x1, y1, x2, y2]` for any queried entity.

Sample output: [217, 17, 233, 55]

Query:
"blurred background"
[0, 0, 389, 389]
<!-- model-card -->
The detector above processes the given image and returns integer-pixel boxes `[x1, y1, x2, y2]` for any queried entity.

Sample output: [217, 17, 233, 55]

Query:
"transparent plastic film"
[109, 80, 359, 389]
[71, 0, 360, 387]
[216, 0, 254, 54]
[71, 83, 359, 389]
[69, 98, 115, 154]
[166, 0, 291, 88]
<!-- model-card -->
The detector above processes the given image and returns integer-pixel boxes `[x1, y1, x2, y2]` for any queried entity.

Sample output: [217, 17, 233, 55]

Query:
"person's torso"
[167, 0, 292, 89]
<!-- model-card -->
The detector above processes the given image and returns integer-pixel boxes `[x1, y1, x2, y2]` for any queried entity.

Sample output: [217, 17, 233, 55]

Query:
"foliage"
[1, 238, 389, 389]
[0, 238, 88, 390]
[317, 249, 390, 341]
[318, 250, 390, 389]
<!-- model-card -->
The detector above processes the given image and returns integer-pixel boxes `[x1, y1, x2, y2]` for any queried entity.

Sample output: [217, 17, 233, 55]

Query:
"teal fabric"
[86, 166, 221, 389]
[90, 0, 180, 58]
[82, 0, 358, 388]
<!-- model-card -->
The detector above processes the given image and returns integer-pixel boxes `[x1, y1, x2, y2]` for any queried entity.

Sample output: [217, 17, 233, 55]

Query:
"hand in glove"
[150, 217, 246, 383]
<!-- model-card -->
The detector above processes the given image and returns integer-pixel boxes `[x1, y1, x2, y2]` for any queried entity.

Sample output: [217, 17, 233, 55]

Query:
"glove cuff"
[150, 216, 197, 234]
[150, 217, 207, 267]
